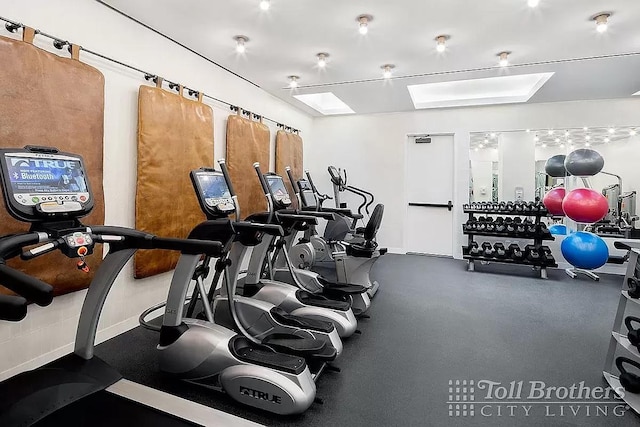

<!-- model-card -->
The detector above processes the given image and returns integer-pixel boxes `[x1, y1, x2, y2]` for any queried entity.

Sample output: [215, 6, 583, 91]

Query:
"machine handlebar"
[0, 263, 54, 307]
[0, 295, 28, 321]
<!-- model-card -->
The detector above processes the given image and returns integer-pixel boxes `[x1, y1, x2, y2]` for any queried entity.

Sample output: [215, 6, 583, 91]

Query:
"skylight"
[407, 73, 554, 109]
[293, 92, 355, 115]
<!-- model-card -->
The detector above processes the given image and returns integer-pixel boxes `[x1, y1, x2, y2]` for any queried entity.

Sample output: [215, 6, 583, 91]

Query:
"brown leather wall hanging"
[275, 130, 304, 209]
[0, 31, 105, 296]
[134, 85, 213, 279]
[225, 114, 270, 218]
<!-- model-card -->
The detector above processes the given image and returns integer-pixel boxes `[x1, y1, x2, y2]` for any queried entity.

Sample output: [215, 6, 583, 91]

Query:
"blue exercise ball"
[561, 231, 609, 270]
[549, 224, 567, 235]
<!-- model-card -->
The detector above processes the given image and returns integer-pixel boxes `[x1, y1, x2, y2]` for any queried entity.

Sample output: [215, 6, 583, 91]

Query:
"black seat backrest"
[364, 204, 384, 241]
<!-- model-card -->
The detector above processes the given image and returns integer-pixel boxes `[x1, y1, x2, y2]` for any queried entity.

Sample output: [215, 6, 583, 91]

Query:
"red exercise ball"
[543, 188, 566, 216]
[562, 188, 609, 223]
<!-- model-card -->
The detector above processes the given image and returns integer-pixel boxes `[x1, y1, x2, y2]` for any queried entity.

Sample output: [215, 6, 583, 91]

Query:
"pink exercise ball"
[543, 188, 566, 216]
[562, 188, 609, 223]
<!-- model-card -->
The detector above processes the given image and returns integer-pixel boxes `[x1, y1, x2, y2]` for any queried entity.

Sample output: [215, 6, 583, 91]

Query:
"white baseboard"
[0, 315, 142, 382]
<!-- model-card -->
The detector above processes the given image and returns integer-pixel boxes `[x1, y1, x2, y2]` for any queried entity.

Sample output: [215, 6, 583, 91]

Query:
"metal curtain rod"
[0, 15, 301, 134]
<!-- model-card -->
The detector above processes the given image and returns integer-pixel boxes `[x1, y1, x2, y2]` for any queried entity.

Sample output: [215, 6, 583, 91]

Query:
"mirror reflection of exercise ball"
[544, 155, 567, 177]
[564, 149, 604, 177]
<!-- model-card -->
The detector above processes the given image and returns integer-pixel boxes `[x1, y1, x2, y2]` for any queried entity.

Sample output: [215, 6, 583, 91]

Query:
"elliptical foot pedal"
[327, 364, 341, 373]
[358, 314, 371, 319]
[355, 329, 362, 335]
[314, 397, 324, 405]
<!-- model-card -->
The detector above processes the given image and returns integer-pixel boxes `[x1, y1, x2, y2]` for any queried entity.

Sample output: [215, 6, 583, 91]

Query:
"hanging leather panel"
[134, 86, 213, 279]
[0, 34, 105, 296]
[225, 115, 270, 218]
[275, 130, 303, 209]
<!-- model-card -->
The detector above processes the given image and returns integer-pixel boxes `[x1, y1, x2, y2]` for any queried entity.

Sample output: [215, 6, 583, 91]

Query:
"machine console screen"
[297, 179, 316, 208]
[266, 176, 291, 206]
[0, 150, 93, 221]
[193, 171, 235, 213]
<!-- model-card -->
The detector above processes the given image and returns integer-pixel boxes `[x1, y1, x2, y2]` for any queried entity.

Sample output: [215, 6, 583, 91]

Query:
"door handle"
[408, 201, 453, 211]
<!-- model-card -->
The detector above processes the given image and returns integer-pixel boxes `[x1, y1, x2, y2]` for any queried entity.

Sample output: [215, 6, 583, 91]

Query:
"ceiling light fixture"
[594, 13, 610, 33]
[474, 148, 479, 152]
[608, 127, 615, 134]
[259, 0, 270, 11]
[498, 52, 510, 67]
[568, 139, 573, 144]
[527, 0, 540, 7]
[555, 138, 560, 143]
[317, 53, 329, 68]
[548, 130, 554, 135]
[585, 135, 591, 140]
[542, 143, 547, 148]
[534, 135, 539, 142]
[288, 75, 299, 89]
[484, 138, 489, 144]
[357, 14, 373, 35]
[560, 143, 565, 148]
[435, 35, 449, 53]
[234, 35, 248, 54]
[381, 64, 395, 79]
[526, 129, 531, 133]
[583, 127, 589, 131]
[479, 144, 484, 148]
[604, 137, 610, 143]
[564, 131, 570, 137]
[631, 129, 637, 136]
[490, 133, 497, 138]
[585, 142, 591, 147]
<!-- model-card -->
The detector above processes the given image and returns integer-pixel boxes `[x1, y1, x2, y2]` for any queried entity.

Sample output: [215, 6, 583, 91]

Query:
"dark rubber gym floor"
[95, 254, 640, 426]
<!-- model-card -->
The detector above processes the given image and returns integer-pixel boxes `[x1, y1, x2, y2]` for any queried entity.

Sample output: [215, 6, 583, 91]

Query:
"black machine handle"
[0, 264, 54, 307]
[217, 159, 236, 197]
[296, 210, 337, 221]
[617, 356, 640, 375]
[409, 201, 453, 211]
[253, 163, 271, 195]
[234, 221, 284, 237]
[151, 237, 223, 256]
[0, 295, 28, 321]
[275, 213, 319, 225]
[305, 170, 332, 200]
[285, 167, 299, 195]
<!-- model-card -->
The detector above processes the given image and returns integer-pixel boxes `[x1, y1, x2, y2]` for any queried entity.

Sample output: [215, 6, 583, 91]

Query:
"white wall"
[0, 0, 312, 380]
[498, 132, 535, 201]
[308, 97, 640, 258]
[469, 148, 498, 202]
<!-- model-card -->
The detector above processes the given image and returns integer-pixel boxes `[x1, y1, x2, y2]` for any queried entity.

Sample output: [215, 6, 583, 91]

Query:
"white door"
[405, 134, 455, 256]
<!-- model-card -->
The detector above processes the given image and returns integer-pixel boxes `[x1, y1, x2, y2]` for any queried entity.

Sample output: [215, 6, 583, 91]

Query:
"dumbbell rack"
[462, 202, 557, 279]
[602, 248, 640, 413]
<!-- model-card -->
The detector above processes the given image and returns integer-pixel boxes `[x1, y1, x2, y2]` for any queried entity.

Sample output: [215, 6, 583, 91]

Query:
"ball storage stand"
[462, 201, 557, 279]
[603, 245, 640, 413]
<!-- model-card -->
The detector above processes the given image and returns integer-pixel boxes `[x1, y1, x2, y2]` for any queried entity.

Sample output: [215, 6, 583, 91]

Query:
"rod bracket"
[5, 22, 21, 33]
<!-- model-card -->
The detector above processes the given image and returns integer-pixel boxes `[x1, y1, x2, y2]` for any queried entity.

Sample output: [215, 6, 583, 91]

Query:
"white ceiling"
[100, 0, 640, 116]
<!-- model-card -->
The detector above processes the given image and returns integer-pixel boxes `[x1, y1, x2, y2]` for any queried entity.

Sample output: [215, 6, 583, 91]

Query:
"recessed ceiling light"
[608, 127, 615, 134]
[527, 0, 540, 7]
[357, 14, 372, 35]
[526, 129, 531, 133]
[490, 133, 497, 138]
[593, 13, 610, 33]
[567, 139, 573, 144]
[498, 52, 510, 67]
[560, 143, 565, 148]
[259, 0, 270, 11]
[288, 75, 299, 89]
[317, 53, 329, 68]
[479, 144, 484, 148]
[585, 142, 591, 147]
[548, 130, 554, 135]
[555, 138, 560, 143]
[484, 138, 489, 144]
[585, 135, 591, 140]
[631, 129, 637, 136]
[435, 35, 449, 53]
[564, 131, 570, 137]
[583, 127, 589, 131]
[534, 135, 540, 142]
[474, 148, 479, 152]
[407, 73, 553, 109]
[381, 64, 395, 79]
[293, 92, 355, 115]
[234, 35, 248, 54]
[542, 143, 547, 148]
[604, 137, 610, 143]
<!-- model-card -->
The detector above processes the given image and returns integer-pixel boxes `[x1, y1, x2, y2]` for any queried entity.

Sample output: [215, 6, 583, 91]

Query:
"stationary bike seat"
[263, 334, 336, 361]
[270, 307, 335, 333]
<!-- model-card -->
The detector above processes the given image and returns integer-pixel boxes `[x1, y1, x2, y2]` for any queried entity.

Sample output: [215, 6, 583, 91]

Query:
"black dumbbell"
[494, 242, 507, 258]
[505, 218, 515, 233]
[468, 241, 480, 256]
[525, 245, 541, 263]
[482, 242, 495, 257]
[486, 219, 496, 232]
[498, 201, 507, 211]
[505, 201, 515, 212]
[527, 223, 537, 234]
[539, 246, 555, 264]
[494, 217, 506, 233]
[508, 243, 524, 260]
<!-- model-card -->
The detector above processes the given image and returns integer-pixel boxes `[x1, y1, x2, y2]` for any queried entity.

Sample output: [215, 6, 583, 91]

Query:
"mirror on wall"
[469, 126, 640, 237]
